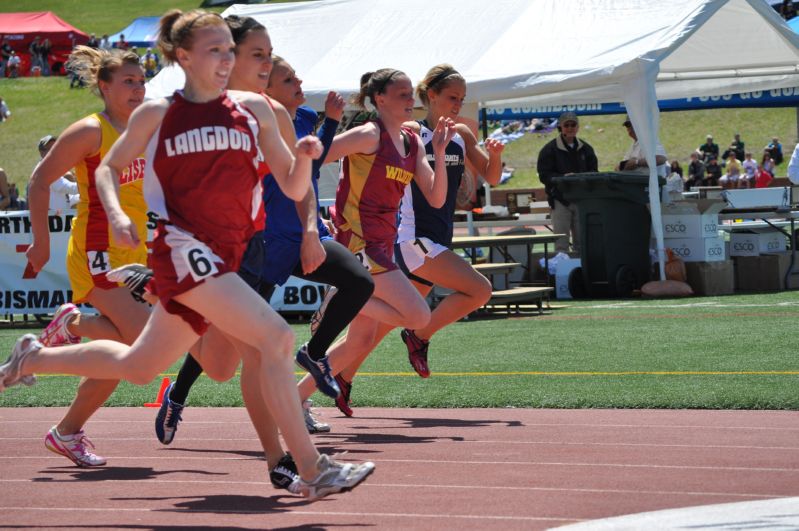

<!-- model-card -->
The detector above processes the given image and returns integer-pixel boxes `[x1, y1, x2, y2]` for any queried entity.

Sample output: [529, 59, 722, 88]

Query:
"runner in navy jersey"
[0, 9, 373, 500]
[326, 64, 504, 415]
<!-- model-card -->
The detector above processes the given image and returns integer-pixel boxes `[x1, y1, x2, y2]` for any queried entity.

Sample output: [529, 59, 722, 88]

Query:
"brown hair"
[352, 68, 406, 109]
[224, 14, 266, 47]
[65, 46, 141, 98]
[416, 64, 464, 107]
[266, 55, 289, 89]
[157, 9, 227, 64]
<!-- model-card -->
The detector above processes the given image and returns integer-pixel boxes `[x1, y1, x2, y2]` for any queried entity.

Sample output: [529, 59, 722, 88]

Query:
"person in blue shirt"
[260, 57, 375, 421]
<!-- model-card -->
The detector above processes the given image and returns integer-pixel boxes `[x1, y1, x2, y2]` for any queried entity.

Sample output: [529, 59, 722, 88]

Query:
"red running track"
[1, 407, 797, 530]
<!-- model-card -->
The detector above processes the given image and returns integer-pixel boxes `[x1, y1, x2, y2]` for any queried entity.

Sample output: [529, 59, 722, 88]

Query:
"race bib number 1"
[182, 246, 219, 282]
[354, 250, 373, 272]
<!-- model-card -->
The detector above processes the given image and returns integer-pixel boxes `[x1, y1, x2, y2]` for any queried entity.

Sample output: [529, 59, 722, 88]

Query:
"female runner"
[2, 9, 373, 500]
[26, 46, 148, 466]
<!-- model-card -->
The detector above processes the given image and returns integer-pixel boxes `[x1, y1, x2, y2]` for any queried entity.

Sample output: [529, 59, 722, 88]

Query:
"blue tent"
[109, 16, 160, 49]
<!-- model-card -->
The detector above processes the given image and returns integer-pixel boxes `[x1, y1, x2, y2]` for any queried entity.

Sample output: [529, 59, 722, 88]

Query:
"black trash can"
[552, 172, 661, 298]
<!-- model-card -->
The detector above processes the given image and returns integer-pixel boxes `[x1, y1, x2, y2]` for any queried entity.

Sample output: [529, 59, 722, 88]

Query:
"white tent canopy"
[146, 0, 799, 278]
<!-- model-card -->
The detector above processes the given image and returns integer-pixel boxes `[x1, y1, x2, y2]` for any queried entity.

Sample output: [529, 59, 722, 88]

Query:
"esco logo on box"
[767, 240, 782, 250]
[673, 246, 691, 257]
[664, 223, 687, 234]
[704, 223, 717, 232]
[708, 246, 724, 256]
[733, 242, 755, 251]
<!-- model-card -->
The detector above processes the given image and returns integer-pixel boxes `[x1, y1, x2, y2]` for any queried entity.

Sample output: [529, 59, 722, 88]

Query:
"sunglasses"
[561, 122, 578, 128]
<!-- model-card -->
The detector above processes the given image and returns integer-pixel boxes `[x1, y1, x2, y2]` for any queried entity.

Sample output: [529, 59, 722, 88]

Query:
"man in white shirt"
[619, 116, 668, 177]
[32, 135, 79, 214]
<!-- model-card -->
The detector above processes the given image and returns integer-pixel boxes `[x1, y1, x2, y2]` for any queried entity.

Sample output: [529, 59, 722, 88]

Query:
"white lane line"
[0, 478, 784, 499]
[0, 456, 796, 472]
[1, 419, 798, 431]
[0, 506, 578, 523]
[6, 437, 796, 451]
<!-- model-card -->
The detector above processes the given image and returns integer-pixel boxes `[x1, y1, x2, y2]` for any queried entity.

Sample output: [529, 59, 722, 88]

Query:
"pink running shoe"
[44, 426, 106, 467]
[39, 304, 81, 347]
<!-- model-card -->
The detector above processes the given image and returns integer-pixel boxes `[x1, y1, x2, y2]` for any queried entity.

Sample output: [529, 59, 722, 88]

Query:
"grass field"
[0, 2, 796, 190]
[2, 292, 798, 410]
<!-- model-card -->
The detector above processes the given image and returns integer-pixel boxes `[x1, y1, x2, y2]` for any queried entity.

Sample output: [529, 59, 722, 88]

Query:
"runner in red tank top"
[1, 9, 374, 500]
[293, 68, 456, 416]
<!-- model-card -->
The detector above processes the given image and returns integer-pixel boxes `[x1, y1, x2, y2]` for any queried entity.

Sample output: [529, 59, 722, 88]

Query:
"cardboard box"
[685, 260, 734, 296]
[722, 187, 791, 210]
[735, 252, 799, 292]
[666, 237, 726, 262]
[661, 199, 725, 239]
[555, 258, 581, 300]
[729, 229, 786, 257]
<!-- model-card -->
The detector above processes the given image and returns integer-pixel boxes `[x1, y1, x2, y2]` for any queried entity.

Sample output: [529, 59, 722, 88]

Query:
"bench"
[473, 262, 521, 289]
[484, 286, 554, 315]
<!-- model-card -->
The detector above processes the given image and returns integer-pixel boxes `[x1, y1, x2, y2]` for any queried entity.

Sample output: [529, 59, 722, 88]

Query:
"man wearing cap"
[29, 135, 79, 214]
[619, 117, 668, 175]
[536, 111, 598, 254]
[698, 134, 719, 163]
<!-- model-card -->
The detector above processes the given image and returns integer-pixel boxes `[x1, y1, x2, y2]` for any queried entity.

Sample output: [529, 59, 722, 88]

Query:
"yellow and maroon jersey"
[72, 112, 148, 252]
[334, 119, 418, 245]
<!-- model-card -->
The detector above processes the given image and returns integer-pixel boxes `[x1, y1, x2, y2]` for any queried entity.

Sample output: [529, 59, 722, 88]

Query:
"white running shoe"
[303, 400, 331, 434]
[44, 426, 107, 467]
[0, 334, 41, 391]
[39, 303, 81, 347]
[299, 454, 375, 500]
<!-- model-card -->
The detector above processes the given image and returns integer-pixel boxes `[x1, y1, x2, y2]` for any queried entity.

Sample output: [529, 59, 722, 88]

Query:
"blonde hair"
[157, 9, 227, 64]
[416, 64, 464, 107]
[65, 46, 141, 97]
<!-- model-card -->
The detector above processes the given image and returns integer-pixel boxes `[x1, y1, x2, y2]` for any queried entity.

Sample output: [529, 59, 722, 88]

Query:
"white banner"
[0, 210, 324, 314]
[0, 210, 83, 314]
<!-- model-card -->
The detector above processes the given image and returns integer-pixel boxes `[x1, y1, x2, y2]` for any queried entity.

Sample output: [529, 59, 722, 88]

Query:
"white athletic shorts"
[395, 237, 449, 273]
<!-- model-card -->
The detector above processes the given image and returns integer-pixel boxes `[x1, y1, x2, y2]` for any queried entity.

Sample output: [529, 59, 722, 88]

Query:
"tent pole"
[480, 107, 488, 141]
[796, 106, 799, 142]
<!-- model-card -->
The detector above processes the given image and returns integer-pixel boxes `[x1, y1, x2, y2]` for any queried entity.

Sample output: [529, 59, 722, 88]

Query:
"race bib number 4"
[87, 251, 110, 276]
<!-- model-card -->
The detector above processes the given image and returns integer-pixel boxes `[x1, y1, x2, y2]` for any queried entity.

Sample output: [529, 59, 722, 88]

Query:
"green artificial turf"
[2, 292, 797, 409]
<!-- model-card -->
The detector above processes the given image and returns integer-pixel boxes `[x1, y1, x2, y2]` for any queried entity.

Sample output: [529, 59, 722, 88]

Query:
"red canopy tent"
[0, 12, 88, 76]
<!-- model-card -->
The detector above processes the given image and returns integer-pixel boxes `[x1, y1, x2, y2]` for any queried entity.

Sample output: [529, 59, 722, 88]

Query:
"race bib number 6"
[182, 246, 219, 282]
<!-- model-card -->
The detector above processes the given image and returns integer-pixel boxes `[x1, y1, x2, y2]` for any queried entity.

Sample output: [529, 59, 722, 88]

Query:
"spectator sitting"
[698, 134, 719, 163]
[721, 134, 745, 163]
[0, 167, 11, 210]
[32, 135, 79, 214]
[618, 116, 668, 175]
[6, 50, 20, 78]
[705, 157, 722, 186]
[765, 137, 783, 165]
[740, 152, 757, 188]
[0, 97, 10, 122]
[719, 153, 741, 189]
[140, 48, 160, 78]
[99, 34, 112, 50]
[87, 33, 99, 49]
[665, 159, 685, 199]
[686, 151, 705, 189]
